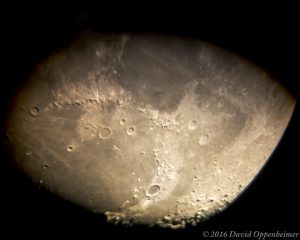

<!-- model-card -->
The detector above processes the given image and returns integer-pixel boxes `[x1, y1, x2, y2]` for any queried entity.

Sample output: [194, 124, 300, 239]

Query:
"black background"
[0, 4, 299, 239]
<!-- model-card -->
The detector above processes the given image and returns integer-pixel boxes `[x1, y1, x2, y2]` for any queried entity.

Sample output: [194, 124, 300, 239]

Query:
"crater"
[147, 185, 160, 196]
[99, 127, 112, 139]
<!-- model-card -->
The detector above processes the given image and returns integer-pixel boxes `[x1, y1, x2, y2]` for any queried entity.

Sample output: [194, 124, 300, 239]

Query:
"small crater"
[163, 216, 171, 222]
[43, 164, 48, 169]
[242, 87, 248, 95]
[147, 185, 160, 196]
[127, 127, 135, 135]
[199, 134, 210, 146]
[188, 120, 197, 130]
[26, 151, 32, 156]
[138, 107, 146, 112]
[99, 127, 112, 139]
[67, 146, 74, 152]
[120, 119, 126, 125]
[29, 106, 39, 116]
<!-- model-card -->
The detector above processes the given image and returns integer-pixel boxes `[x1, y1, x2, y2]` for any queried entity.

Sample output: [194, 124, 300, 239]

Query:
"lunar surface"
[4, 33, 295, 228]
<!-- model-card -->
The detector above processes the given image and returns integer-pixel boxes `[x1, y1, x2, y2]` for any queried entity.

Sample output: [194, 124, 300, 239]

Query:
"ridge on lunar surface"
[4, 33, 295, 228]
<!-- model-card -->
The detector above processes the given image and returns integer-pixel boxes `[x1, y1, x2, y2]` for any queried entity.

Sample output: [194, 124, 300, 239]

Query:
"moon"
[4, 33, 295, 228]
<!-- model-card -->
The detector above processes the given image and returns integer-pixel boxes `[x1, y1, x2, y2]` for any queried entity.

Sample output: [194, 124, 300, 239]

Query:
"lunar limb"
[4, 33, 295, 228]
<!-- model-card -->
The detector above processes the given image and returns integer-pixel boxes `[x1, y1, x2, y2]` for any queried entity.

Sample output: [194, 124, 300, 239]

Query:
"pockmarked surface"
[5, 33, 295, 228]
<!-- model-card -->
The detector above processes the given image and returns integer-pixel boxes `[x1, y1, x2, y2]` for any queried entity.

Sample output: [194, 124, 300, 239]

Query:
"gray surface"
[5, 33, 296, 228]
